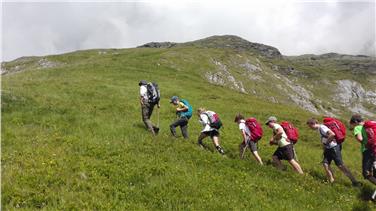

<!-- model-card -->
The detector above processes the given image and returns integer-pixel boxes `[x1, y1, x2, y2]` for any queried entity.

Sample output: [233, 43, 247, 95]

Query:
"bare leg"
[288, 159, 304, 174]
[212, 136, 224, 154]
[338, 165, 358, 184]
[239, 143, 247, 159]
[197, 133, 208, 148]
[323, 163, 335, 183]
[252, 151, 263, 165]
[272, 155, 284, 170]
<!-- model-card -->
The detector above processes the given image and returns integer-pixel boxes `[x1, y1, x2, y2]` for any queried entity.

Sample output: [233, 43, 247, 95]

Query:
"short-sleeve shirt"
[354, 125, 368, 153]
[239, 120, 251, 138]
[273, 123, 289, 147]
[140, 85, 148, 102]
[199, 113, 217, 132]
[319, 124, 337, 149]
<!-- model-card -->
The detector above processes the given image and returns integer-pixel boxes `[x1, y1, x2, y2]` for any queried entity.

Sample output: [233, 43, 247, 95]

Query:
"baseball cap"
[265, 116, 277, 125]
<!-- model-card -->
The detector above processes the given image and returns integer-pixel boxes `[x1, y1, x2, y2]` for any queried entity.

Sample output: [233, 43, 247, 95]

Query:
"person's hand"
[157, 104, 160, 108]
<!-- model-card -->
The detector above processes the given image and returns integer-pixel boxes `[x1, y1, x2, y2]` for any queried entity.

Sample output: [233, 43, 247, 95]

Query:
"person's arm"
[241, 130, 247, 142]
[140, 96, 144, 105]
[273, 128, 283, 141]
[326, 130, 336, 143]
[176, 103, 188, 112]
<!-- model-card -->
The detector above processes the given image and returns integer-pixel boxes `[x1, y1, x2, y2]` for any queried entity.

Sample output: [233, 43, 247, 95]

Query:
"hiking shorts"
[203, 130, 219, 138]
[362, 149, 376, 179]
[323, 145, 343, 166]
[273, 144, 294, 161]
[244, 138, 258, 152]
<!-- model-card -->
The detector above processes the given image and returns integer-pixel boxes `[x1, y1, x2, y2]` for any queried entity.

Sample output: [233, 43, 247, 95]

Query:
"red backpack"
[323, 117, 346, 144]
[245, 118, 263, 142]
[364, 120, 376, 154]
[280, 121, 299, 144]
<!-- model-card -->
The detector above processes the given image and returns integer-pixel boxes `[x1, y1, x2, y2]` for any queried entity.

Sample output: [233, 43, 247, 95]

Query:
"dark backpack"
[147, 82, 160, 104]
[245, 118, 263, 142]
[204, 111, 222, 129]
[364, 120, 376, 154]
[280, 121, 299, 144]
[323, 117, 346, 144]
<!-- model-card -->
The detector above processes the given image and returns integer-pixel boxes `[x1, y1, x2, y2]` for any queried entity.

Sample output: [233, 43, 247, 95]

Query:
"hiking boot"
[154, 127, 160, 135]
[351, 181, 362, 187]
[216, 146, 225, 155]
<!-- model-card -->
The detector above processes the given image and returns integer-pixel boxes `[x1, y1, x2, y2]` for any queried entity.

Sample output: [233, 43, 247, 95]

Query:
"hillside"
[2, 35, 376, 210]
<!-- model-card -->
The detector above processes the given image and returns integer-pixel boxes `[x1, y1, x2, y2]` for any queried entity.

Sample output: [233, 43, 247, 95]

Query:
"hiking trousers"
[141, 102, 158, 134]
[170, 116, 189, 139]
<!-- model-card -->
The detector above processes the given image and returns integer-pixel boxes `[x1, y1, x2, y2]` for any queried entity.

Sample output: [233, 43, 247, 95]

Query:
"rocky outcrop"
[205, 59, 246, 93]
[334, 79, 376, 116]
[138, 42, 177, 48]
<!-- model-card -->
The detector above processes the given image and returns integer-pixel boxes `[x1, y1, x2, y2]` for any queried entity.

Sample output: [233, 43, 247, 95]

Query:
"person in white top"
[139, 80, 159, 136]
[266, 116, 304, 174]
[234, 114, 263, 165]
[197, 108, 224, 155]
[307, 118, 359, 185]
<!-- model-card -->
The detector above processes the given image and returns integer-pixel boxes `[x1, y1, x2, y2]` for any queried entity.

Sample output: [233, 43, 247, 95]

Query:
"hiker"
[234, 114, 263, 164]
[139, 80, 160, 136]
[349, 114, 376, 198]
[307, 118, 359, 185]
[266, 116, 303, 174]
[169, 96, 192, 139]
[197, 108, 225, 155]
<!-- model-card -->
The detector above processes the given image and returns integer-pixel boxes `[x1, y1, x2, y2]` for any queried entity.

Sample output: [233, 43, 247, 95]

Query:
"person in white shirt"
[139, 80, 159, 136]
[307, 118, 359, 186]
[234, 114, 263, 165]
[197, 108, 224, 155]
[266, 116, 303, 174]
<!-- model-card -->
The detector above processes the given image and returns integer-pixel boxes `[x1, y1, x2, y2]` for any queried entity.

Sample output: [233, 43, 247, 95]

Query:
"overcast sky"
[2, 0, 375, 61]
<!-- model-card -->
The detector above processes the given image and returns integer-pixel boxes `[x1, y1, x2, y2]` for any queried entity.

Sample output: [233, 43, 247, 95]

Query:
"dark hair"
[306, 118, 318, 125]
[350, 114, 363, 124]
[234, 114, 244, 122]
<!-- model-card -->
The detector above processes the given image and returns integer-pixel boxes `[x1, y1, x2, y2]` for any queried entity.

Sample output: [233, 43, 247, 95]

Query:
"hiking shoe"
[216, 146, 225, 155]
[351, 181, 362, 187]
[154, 127, 160, 135]
[371, 190, 376, 201]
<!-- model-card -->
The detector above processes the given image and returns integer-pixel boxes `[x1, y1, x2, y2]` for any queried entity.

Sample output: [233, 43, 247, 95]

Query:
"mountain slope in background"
[2, 35, 376, 210]
[138, 35, 376, 118]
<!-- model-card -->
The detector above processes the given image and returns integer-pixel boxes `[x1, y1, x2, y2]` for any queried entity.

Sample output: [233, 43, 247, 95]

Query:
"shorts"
[203, 130, 219, 138]
[273, 144, 295, 161]
[323, 145, 343, 166]
[362, 149, 375, 179]
[243, 138, 258, 152]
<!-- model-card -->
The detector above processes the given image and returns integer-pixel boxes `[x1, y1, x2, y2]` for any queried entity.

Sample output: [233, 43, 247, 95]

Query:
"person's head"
[265, 116, 277, 128]
[138, 80, 147, 86]
[234, 113, 244, 124]
[170, 96, 180, 105]
[306, 118, 319, 129]
[197, 108, 206, 116]
[349, 114, 364, 129]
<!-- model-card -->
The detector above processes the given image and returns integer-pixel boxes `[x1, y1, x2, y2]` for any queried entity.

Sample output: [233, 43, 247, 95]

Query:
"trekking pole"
[241, 143, 248, 159]
[157, 107, 160, 128]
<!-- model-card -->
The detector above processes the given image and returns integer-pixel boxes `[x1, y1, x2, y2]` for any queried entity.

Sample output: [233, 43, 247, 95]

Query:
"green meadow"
[2, 46, 375, 210]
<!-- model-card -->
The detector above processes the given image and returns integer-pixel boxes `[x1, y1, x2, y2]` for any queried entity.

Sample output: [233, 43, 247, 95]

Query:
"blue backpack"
[180, 99, 192, 119]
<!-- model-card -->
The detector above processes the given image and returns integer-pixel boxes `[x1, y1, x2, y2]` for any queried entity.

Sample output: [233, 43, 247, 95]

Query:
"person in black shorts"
[266, 116, 303, 174]
[307, 118, 359, 186]
[197, 108, 224, 155]
[350, 114, 376, 199]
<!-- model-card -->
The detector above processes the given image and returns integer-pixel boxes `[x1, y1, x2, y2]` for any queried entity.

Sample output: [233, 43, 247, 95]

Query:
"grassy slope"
[2, 47, 375, 210]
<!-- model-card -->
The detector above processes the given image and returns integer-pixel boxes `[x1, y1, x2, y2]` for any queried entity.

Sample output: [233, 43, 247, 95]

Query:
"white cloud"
[2, 0, 375, 61]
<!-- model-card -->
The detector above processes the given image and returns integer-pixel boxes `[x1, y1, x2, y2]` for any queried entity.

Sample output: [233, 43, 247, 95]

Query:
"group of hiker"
[139, 80, 376, 199]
